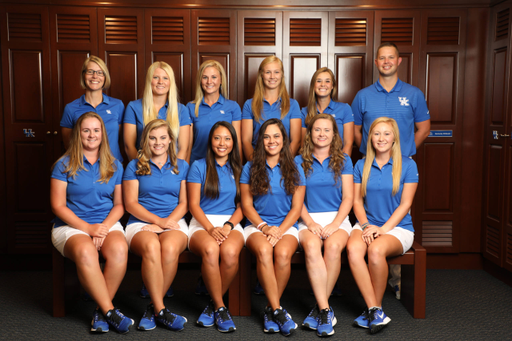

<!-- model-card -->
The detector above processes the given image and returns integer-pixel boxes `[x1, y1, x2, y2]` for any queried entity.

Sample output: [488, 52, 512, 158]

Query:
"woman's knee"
[72, 243, 99, 267]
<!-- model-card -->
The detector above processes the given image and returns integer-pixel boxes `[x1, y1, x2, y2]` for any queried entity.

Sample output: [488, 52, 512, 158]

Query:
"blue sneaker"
[273, 308, 297, 336]
[263, 306, 279, 333]
[302, 304, 319, 330]
[254, 279, 264, 295]
[195, 275, 209, 295]
[155, 308, 187, 331]
[138, 304, 156, 331]
[214, 307, 236, 332]
[368, 307, 391, 334]
[353, 309, 369, 328]
[90, 308, 109, 333]
[105, 308, 134, 334]
[317, 308, 335, 337]
[197, 301, 214, 327]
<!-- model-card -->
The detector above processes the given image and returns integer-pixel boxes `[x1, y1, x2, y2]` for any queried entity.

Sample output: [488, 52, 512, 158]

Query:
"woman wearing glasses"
[60, 56, 125, 162]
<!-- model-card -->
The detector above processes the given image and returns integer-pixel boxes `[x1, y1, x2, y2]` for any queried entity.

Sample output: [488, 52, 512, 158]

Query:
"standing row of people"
[51, 41, 430, 336]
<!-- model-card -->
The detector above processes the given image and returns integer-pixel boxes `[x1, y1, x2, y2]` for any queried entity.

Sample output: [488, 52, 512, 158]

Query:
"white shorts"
[353, 223, 414, 255]
[188, 215, 244, 249]
[125, 219, 188, 249]
[298, 212, 352, 236]
[244, 224, 299, 245]
[51, 222, 125, 257]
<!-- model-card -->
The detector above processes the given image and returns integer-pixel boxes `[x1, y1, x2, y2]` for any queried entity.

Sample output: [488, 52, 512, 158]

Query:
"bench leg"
[52, 248, 65, 317]
[401, 249, 426, 318]
[239, 248, 252, 316]
[228, 261, 240, 316]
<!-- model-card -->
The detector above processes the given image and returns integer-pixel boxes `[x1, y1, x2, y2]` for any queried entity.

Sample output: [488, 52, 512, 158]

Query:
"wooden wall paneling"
[98, 8, 145, 106]
[506, 140, 512, 271]
[144, 9, 192, 103]
[282, 11, 328, 108]
[482, 2, 510, 266]
[191, 9, 237, 105]
[416, 9, 467, 254]
[0, 5, 54, 254]
[0, 4, 4, 254]
[374, 10, 421, 86]
[49, 6, 98, 154]
[236, 10, 282, 106]
[459, 8, 489, 253]
[328, 11, 374, 106]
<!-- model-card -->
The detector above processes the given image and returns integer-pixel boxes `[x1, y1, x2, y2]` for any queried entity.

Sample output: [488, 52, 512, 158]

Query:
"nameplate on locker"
[428, 130, 452, 137]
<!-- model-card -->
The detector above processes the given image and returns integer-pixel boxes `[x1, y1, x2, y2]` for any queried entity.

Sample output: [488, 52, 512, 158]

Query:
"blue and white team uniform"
[240, 160, 306, 243]
[295, 154, 354, 236]
[353, 156, 419, 253]
[123, 99, 191, 150]
[186, 158, 243, 246]
[352, 78, 430, 157]
[187, 95, 241, 165]
[51, 156, 125, 256]
[123, 157, 189, 247]
[60, 94, 124, 162]
[242, 98, 302, 147]
[300, 100, 354, 142]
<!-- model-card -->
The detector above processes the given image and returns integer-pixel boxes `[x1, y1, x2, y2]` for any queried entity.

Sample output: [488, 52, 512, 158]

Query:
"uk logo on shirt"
[220, 110, 225, 114]
[106, 110, 112, 114]
[331, 114, 336, 118]
[398, 97, 410, 106]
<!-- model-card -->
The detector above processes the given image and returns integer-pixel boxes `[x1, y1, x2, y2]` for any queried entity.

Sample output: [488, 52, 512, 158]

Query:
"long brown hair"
[192, 60, 228, 117]
[361, 117, 402, 197]
[135, 119, 179, 176]
[305, 67, 338, 127]
[301, 114, 345, 186]
[251, 56, 290, 122]
[53, 112, 116, 183]
[249, 118, 300, 195]
[204, 121, 242, 204]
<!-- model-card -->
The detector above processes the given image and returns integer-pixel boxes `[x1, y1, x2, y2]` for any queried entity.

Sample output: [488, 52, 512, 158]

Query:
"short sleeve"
[300, 107, 307, 128]
[178, 159, 190, 180]
[186, 102, 196, 124]
[242, 99, 254, 120]
[115, 101, 125, 125]
[342, 103, 354, 124]
[230, 100, 242, 121]
[296, 160, 306, 186]
[353, 159, 364, 183]
[113, 160, 124, 185]
[51, 158, 69, 182]
[123, 159, 139, 181]
[60, 104, 74, 128]
[289, 99, 302, 119]
[186, 160, 204, 183]
[341, 155, 354, 175]
[351, 91, 363, 126]
[413, 90, 430, 123]
[240, 162, 252, 184]
[403, 158, 419, 183]
[123, 101, 137, 125]
[178, 103, 192, 126]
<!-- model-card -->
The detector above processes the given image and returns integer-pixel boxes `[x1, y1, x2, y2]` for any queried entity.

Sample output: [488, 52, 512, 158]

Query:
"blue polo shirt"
[60, 94, 124, 162]
[295, 154, 353, 213]
[242, 98, 302, 147]
[353, 156, 418, 232]
[187, 158, 237, 215]
[352, 78, 430, 157]
[240, 160, 306, 229]
[123, 98, 191, 150]
[51, 156, 124, 228]
[300, 100, 354, 142]
[123, 158, 189, 225]
[187, 95, 242, 165]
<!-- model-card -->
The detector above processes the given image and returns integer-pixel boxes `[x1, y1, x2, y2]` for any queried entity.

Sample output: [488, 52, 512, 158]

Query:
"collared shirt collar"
[80, 93, 109, 106]
[375, 78, 403, 93]
[201, 94, 225, 107]
[149, 155, 171, 168]
[372, 156, 393, 168]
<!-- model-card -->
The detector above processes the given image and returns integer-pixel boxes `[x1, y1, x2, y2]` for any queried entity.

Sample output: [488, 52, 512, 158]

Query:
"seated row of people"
[51, 112, 417, 337]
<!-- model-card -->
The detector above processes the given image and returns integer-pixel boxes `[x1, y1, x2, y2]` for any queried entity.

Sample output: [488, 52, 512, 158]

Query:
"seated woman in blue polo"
[187, 121, 244, 333]
[51, 112, 133, 334]
[295, 113, 354, 337]
[347, 117, 419, 335]
[123, 119, 189, 332]
[240, 118, 305, 337]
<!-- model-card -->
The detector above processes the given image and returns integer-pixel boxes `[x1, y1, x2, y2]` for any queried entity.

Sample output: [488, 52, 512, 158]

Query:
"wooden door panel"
[335, 54, 365, 105]
[426, 53, 457, 124]
[290, 55, 320, 108]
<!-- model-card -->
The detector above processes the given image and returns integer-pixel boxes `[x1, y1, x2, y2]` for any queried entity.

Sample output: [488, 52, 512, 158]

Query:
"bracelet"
[224, 221, 234, 230]
[256, 221, 267, 230]
[361, 222, 369, 230]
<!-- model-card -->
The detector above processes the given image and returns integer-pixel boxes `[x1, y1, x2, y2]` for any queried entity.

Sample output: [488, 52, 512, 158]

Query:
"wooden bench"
[238, 241, 426, 318]
[52, 248, 241, 317]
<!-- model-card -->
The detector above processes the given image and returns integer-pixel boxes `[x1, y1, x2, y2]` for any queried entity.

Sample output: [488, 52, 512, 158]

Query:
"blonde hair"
[53, 112, 116, 183]
[192, 60, 228, 117]
[142, 61, 180, 142]
[80, 55, 111, 90]
[305, 67, 338, 127]
[361, 117, 402, 197]
[135, 119, 179, 176]
[251, 56, 290, 122]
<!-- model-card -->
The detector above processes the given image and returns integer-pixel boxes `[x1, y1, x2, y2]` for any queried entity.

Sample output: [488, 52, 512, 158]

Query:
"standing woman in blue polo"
[296, 114, 354, 337]
[187, 121, 244, 333]
[187, 60, 242, 165]
[60, 56, 124, 162]
[347, 117, 418, 334]
[241, 56, 302, 161]
[301, 67, 354, 156]
[124, 61, 191, 162]
[123, 119, 189, 332]
[241, 118, 305, 336]
[51, 112, 133, 334]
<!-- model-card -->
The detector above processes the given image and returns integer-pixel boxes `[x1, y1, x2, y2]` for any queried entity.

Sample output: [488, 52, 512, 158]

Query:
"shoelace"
[203, 302, 214, 316]
[159, 309, 176, 325]
[217, 308, 230, 322]
[108, 309, 123, 326]
[94, 310, 106, 323]
[308, 305, 319, 319]
[273, 309, 288, 325]
[318, 309, 329, 325]
[142, 305, 154, 319]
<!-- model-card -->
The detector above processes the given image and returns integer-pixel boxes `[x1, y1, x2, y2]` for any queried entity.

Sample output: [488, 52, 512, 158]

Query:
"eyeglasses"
[85, 69, 105, 76]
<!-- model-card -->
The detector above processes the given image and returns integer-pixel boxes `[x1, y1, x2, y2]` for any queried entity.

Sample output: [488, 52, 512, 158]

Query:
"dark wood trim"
[427, 253, 484, 269]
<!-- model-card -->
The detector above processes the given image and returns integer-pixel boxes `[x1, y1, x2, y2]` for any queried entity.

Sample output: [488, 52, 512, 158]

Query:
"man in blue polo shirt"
[351, 42, 431, 300]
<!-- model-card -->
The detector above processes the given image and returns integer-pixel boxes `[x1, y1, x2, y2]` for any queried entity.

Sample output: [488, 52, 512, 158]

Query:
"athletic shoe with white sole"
[302, 304, 319, 330]
[353, 309, 369, 328]
[155, 308, 187, 331]
[197, 301, 214, 327]
[273, 308, 297, 336]
[105, 308, 134, 334]
[90, 308, 109, 333]
[214, 307, 236, 332]
[368, 307, 391, 334]
[316, 308, 335, 337]
[263, 306, 279, 333]
[137, 304, 156, 331]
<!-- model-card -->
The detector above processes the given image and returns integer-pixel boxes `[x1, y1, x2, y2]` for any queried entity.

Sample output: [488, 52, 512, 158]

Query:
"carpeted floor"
[1, 268, 510, 340]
